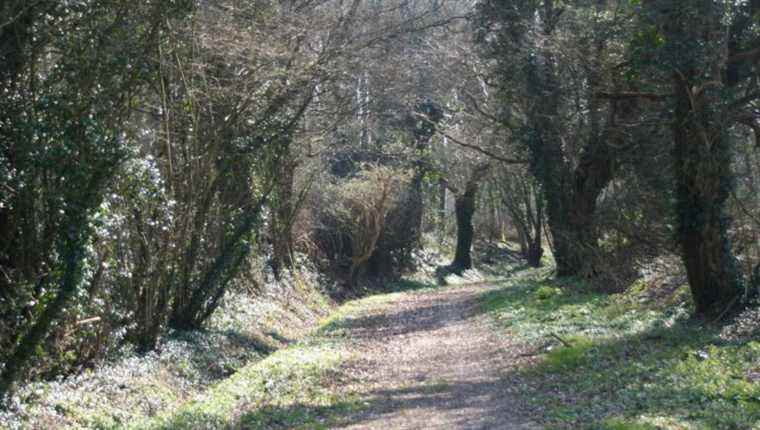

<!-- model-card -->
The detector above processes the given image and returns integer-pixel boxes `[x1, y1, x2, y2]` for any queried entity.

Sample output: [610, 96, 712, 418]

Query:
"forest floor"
[6, 251, 760, 429]
[0, 271, 337, 430]
[136, 273, 541, 430]
[138, 261, 760, 430]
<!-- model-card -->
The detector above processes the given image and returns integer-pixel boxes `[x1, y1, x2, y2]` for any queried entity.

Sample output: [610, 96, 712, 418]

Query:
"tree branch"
[595, 91, 671, 101]
[437, 130, 527, 165]
[462, 90, 511, 128]
[442, 179, 459, 195]
[727, 46, 760, 65]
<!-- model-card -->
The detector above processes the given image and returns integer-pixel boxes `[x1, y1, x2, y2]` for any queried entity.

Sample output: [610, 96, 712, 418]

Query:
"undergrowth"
[134, 342, 354, 429]
[481, 267, 760, 429]
[0, 278, 333, 430]
[132, 290, 410, 429]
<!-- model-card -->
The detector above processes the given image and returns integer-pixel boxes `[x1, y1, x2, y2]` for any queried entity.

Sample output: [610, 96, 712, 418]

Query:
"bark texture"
[450, 164, 490, 274]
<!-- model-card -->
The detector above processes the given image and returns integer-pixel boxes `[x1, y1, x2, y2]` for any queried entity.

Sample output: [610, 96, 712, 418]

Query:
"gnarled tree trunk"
[452, 191, 476, 273]
[527, 195, 544, 267]
[671, 78, 741, 316]
[644, 0, 744, 317]
[550, 138, 615, 277]
[449, 164, 490, 274]
[528, 0, 619, 279]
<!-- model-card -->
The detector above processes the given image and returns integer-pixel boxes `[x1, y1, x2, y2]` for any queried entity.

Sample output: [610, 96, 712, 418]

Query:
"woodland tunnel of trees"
[1, 0, 760, 412]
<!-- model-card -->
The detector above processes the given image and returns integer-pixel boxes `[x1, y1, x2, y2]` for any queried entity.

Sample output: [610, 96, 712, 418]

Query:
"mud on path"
[329, 284, 539, 430]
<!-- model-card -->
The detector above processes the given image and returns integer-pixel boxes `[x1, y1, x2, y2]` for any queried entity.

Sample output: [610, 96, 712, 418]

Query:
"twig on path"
[518, 349, 546, 357]
[549, 332, 573, 348]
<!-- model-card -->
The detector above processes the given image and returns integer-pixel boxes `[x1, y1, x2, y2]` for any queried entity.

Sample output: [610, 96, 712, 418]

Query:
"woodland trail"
[328, 283, 538, 430]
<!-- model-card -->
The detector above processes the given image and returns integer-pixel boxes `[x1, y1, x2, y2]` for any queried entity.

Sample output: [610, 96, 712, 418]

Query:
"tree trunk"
[270, 152, 295, 280]
[0, 215, 90, 397]
[527, 196, 544, 268]
[450, 165, 489, 274]
[672, 77, 741, 316]
[530, 0, 579, 276]
[527, 238, 543, 268]
[409, 172, 424, 245]
[529, 0, 617, 279]
[644, 0, 743, 317]
[553, 155, 612, 276]
[452, 191, 476, 273]
[516, 221, 529, 257]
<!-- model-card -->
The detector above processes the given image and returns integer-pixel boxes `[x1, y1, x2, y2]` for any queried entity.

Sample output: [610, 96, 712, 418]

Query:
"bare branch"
[727, 46, 760, 65]
[462, 90, 509, 127]
[437, 129, 528, 165]
[595, 91, 671, 101]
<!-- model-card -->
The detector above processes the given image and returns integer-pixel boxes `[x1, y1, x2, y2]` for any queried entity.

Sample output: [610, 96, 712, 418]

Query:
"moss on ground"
[481, 267, 760, 429]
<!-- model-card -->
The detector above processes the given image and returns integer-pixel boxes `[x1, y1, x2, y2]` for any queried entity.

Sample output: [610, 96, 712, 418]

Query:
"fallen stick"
[549, 332, 573, 348]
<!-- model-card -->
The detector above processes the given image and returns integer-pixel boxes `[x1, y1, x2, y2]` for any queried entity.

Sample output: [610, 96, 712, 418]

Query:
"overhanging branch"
[727, 47, 760, 65]
[412, 112, 526, 165]
[595, 91, 671, 101]
[437, 130, 527, 165]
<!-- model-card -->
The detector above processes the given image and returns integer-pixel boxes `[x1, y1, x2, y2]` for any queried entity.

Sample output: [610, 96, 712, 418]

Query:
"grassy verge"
[481, 268, 760, 429]
[0, 278, 334, 430]
[131, 290, 412, 430]
[131, 342, 354, 430]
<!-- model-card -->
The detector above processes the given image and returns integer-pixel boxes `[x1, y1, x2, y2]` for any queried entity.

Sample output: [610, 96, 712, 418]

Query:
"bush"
[312, 165, 413, 286]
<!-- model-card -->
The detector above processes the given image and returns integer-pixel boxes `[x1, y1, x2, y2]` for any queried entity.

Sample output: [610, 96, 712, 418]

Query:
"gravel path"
[331, 284, 538, 430]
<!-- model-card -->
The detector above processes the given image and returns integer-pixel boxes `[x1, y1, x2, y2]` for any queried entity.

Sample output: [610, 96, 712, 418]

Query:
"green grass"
[131, 342, 356, 429]
[543, 335, 595, 371]
[600, 418, 660, 430]
[2, 277, 341, 430]
[124, 288, 421, 430]
[481, 268, 760, 429]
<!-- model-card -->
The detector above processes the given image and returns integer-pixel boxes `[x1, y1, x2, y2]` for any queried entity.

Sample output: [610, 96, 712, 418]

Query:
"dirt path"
[330, 284, 538, 430]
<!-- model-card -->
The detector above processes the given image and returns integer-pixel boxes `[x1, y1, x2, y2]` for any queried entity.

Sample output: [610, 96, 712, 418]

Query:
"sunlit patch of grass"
[535, 285, 563, 301]
[543, 335, 595, 371]
[136, 343, 351, 429]
[600, 417, 660, 430]
[316, 292, 403, 338]
[384, 278, 437, 293]
[480, 268, 760, 429]
[130, 291, 405, 430]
